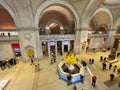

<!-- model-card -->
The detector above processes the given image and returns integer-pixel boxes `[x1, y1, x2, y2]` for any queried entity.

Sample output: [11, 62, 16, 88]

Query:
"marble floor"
[0, 51, 120, 90]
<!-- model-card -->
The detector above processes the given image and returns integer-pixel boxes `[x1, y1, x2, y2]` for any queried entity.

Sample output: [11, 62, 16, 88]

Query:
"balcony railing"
[0, 36, 19, 41]
[88, 33, 109, 38]
[0, 34, 110, 41]
[114, 33, 120, 38]
[40, 34, 75, 41]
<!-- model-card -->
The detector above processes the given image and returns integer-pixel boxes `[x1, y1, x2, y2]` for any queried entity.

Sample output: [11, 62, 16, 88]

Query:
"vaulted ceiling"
[0, 0, 120, 30]
[0, 5, 15, 29]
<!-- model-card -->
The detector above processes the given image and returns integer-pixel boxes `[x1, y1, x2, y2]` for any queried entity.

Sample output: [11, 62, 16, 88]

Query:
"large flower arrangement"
[65, 54, 77, 65]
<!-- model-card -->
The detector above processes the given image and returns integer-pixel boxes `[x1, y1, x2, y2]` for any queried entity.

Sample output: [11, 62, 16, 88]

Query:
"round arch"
[89, 7, 113, 28]
[34, 0, 80, 30]
[46, 19, 64, 30]
[0, 0, 18, 27]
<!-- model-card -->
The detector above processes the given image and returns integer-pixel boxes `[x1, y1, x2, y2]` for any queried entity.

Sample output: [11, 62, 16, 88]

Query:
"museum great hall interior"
[0, 0, 120, 90]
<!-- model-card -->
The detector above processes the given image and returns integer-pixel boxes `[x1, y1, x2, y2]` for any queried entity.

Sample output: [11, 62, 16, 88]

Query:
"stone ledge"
[0, 78, 9, 90]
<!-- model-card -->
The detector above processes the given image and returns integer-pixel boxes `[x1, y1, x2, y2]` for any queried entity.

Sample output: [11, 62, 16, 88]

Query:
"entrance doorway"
[70, 40, 74, 52]
[64, 45, 68, 52]
[50, 41, 55, 56]
[57, 41, 62, 55]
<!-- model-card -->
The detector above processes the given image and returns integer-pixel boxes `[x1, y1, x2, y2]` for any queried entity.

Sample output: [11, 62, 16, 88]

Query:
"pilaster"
[18, 28, 43, 60]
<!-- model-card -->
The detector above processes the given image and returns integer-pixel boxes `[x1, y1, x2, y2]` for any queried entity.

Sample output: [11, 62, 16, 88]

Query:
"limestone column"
[74, 30, 81, 54]
[47, 42, 51, 57]
[74, 29, 88, 54]
[68, 41, 70, 52]
[117, 42, 120, 51]
[62, 41, 64, 55]
[107, 29, 116, 49]
[34, 29, 43, 59]
[18, 28, 43, 60]
[55, 41, 57, 56]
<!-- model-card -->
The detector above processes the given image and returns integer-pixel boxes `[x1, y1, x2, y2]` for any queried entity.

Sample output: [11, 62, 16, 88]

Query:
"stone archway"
[81, 0, 105, 28]
[46, 19, 64, 34]
[112, 16, 120, 49]
[0, 0, 18, 26]
[81, 6, 113, 51]
[34, 0, 80, 29]
[92, 8, 114, 49]
[34, 0, 80, 54]
[46, 19, 64, 30]
[89, 7, 113, 28]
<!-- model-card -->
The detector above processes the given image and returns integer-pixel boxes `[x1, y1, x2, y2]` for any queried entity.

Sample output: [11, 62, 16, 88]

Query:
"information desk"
[57, 61, 84, 83]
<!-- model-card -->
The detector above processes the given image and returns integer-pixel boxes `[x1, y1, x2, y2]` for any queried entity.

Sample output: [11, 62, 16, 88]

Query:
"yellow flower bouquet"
[65, 54, 76, 65]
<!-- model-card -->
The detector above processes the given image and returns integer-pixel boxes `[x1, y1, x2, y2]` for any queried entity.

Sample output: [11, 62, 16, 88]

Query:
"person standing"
[51, 58, 53, 64]
[30, 56, 34, 65]
[110, 73, 115, 81]
[92, 76, 97, 87]
[89, 58, 91, 64]
[31, 59, 33, 65]
[109, 63, 112, 70]
[91, 59, 94, 64]
[67, 73, 72, 85]
[8, 32, 11, 37]
[117, 52, 120, 57]
[103, 57, 106, 63]
[80, 74, 84, 84]
[113, 65, 117, 72]
[53, 56, 56, 63]
[104, 63, 107, 70]
[35, 65, 38, 72]
[100, 56, 103, 62]
[102, 62, 106, 70]
[37, 63, 40, 71]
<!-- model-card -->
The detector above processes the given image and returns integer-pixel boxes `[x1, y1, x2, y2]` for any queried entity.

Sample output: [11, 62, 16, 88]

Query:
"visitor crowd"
[0, 57, 17, 70]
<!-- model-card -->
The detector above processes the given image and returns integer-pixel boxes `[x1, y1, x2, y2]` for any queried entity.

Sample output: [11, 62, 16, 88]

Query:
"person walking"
[110, 73, 115, 81]
[92, 76, 97, 87]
